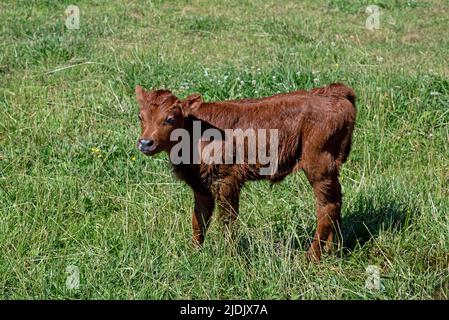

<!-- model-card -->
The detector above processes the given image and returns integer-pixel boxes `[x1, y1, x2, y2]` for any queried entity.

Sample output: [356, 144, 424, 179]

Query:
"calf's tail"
[310, 82, 356, 108]
[310, 83, 357, 167]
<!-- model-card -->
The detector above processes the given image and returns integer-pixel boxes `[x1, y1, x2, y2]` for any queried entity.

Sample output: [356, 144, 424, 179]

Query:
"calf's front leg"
[192, 191, 214, 246]
[217, 178, 241, 239]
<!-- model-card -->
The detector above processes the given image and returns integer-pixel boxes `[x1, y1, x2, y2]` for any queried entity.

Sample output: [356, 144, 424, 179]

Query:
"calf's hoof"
[306, 246, 321, 263]
[192, 237, 204, 249]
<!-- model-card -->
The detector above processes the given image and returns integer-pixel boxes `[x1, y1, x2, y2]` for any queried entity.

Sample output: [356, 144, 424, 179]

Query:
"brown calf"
[135, 83, 356, 261]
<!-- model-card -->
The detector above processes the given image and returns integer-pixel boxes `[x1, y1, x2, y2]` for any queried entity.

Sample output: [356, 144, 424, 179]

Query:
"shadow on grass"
[236, 191, 415, 260]
[340, 196, 413, 252]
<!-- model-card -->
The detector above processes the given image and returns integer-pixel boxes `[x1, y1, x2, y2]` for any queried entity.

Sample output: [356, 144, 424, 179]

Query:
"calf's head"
[135, 85, 202, 156]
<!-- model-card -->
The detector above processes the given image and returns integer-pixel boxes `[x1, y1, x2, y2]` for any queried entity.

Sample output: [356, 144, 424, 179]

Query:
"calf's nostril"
[139, 139, 154, 149]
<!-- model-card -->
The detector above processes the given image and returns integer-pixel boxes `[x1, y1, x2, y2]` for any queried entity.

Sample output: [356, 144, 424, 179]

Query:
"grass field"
[0, 0, 448, 299]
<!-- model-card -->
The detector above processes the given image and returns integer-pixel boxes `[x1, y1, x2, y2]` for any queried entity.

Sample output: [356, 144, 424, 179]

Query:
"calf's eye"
[164, 117, 176, 125]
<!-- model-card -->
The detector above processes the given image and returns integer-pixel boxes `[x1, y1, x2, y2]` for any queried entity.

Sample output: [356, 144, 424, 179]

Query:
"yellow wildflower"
[90, 147, 101, 157]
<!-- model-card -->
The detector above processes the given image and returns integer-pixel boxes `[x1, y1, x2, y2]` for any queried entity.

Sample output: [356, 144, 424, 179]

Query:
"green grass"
[0, 0, 448, 299]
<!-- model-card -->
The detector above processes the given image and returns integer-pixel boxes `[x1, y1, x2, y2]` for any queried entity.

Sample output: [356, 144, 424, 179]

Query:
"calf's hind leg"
[303, 153, 342, 262]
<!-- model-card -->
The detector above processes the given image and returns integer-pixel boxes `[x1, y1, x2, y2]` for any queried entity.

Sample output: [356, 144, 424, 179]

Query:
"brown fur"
[135, 83, 356, 261]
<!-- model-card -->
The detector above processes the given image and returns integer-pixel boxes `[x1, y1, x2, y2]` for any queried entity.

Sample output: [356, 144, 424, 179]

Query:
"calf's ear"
[135, 85, 146, 105]
[181, 93, 202, 116]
